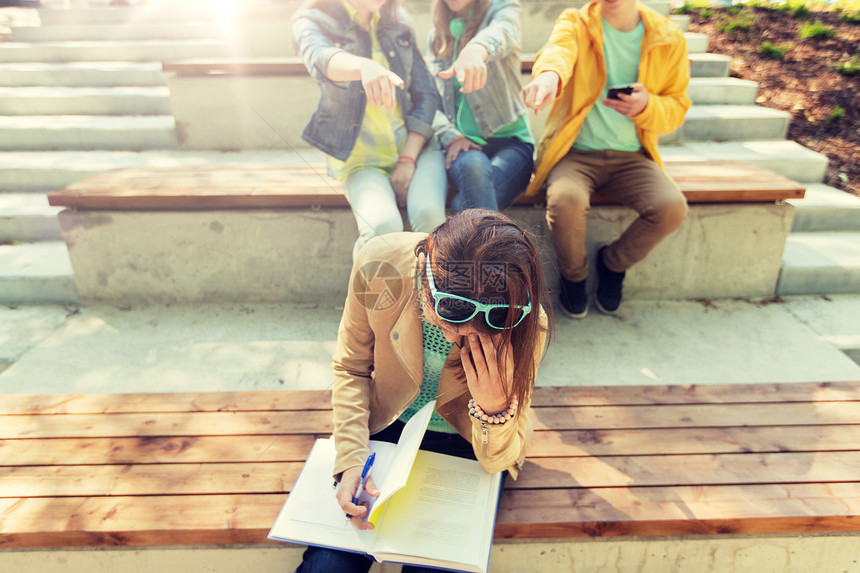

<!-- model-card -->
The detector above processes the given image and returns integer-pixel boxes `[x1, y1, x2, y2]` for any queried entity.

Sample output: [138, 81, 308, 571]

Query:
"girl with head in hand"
[429, 0, 535, 214]
[294, 209, 551, 573]
[294, 0, 447, 260]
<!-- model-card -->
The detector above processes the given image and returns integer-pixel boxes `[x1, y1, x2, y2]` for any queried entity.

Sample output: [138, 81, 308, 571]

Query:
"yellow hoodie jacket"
[526, 1, 691, 196]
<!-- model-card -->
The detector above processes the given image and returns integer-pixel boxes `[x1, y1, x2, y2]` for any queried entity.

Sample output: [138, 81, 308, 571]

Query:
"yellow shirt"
[326, 0, 407, 180]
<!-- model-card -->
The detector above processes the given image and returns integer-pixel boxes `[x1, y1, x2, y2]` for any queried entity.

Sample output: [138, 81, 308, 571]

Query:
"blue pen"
[346, 452, 376, 519]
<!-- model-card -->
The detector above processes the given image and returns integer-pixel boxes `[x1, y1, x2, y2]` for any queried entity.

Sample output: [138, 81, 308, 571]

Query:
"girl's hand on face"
[521, 71, 560, 114]
[460, 333, 513, 415]
[338, 465, 380, 530]
[391, 161, 415, 206]
[438, 44, 489, 93]
[603, 83, 649, 118]
[445, 136, 482, 169]
[359, 59, 404, 109]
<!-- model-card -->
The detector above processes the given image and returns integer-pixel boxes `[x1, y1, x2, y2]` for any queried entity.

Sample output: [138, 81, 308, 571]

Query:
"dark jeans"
[294, 421, 506, 573]
[448, 137, 535, 213]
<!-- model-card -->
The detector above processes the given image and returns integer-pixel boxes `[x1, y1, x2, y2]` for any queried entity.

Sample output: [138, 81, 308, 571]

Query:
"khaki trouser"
[546, 149, 688, 282]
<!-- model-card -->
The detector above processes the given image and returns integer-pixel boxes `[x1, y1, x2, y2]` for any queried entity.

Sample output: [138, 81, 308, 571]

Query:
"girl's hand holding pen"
[337, 464, 379, 530]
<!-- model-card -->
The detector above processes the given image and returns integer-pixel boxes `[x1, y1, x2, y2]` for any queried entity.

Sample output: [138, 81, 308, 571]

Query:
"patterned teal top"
[398, 320, 458, 433]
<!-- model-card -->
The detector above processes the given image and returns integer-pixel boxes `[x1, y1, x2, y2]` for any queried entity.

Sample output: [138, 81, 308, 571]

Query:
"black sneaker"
[595, 246, 625, 314]
[559, 275, 588, 319]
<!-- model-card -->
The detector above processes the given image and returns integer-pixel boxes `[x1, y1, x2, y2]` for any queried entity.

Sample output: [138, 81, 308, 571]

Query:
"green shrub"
[798, 19, 838, 40]
[718, 13, 758, 34]
[673, 0, 711, 15]
[826, 106, 845, 124]
[789, 2, 811, 18]
[835, 55, 860, 75]
[839, 11, 860, 23]
[759, 40, 792, 59]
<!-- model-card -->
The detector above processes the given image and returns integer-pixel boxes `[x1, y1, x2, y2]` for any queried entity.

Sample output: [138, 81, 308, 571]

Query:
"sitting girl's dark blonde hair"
[416, 209, 551, 408]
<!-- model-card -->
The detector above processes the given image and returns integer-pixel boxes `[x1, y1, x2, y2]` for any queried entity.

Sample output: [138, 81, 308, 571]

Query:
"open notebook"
[268, 401, 502, 573]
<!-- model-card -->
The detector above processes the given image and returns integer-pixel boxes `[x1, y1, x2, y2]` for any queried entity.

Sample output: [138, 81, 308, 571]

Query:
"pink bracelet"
[468, 398, 518, 425]
[396, 155, 417, 167]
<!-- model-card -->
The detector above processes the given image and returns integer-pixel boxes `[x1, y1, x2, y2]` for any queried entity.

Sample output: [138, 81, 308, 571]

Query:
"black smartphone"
[607, 84, 634, 100]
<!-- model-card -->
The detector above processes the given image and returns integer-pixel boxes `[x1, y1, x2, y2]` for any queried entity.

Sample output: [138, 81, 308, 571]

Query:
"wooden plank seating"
[2, 381, 859, 548]
[48, 161, 805, 211]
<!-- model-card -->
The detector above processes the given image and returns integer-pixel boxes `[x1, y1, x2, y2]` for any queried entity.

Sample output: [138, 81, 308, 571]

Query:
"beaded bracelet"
[468, 398, 518, 425]
[396, 155, 417, 167]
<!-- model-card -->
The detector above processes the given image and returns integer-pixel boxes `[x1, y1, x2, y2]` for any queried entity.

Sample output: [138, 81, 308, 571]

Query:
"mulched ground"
[687, 6, 859, 196]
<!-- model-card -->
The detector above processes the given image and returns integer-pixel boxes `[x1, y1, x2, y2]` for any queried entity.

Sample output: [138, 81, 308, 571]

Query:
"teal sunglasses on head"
[425, 257, 531, 330]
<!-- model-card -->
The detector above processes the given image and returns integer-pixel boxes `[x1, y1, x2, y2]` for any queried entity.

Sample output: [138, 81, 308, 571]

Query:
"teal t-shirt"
[573, 18, 644, 152]
[455, 81, 535, 146]
[398, 320, 458, 434]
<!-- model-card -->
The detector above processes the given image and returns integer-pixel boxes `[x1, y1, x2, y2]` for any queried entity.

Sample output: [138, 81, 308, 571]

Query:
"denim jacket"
[294, 0, 442, 161]
[428, 0, 529, 148]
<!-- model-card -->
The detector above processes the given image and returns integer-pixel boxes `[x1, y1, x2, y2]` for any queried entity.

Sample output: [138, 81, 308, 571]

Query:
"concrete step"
[0, 194, 62, 242]
[688, 77, 759, 105]
[671, 14, 690, 32]
[38, 6, 220, 26]
[0, 241, 78, 305]
[684, 32, 708, 54]
[11, 22, 228, 42]
[778, 232, 860, 295]
[0, 40, 231, 63]
[689, 53, 732, 78]
[660, 140, 829, 184]
[0, 86, 171, 115]
[39, 1, 672, 28]
[0, 149, 326, 192]
[0, 61, 167, 87]
[674, 105, 790, 142]
[0, 115, 177, 151]
[788, 184, 860, 233]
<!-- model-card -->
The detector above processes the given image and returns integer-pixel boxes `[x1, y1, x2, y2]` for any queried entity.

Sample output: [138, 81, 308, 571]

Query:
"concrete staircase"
[0, 2, 231, 304]
[1, 1, 858, 305]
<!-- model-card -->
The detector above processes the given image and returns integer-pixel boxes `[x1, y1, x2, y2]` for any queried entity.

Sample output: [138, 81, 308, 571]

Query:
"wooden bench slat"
[4, 401, 856, 439]
[4, 481, 859, 548]
[0, 494, 283, 548]
[4, 424, 857, 467]
[0, 390, 333, 416]
[526, 425, 860, 458]
[529, 401, 860, 431]
[0, 435, 319, 466]
[496, 483, 860, 537]
[0, 462, 303, 498]
[512, 451, 860, 489]
[0, 411, 333, 439]
[5, 449, 857, 498]
[3, 382, 856, 416]
[47, 161, 806, 210]
[530, 381, 860, 407]
[0, 435, 321, 466]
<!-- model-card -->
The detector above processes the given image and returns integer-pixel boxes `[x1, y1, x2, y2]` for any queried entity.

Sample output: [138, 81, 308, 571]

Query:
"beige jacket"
[331, 232, 547, 480]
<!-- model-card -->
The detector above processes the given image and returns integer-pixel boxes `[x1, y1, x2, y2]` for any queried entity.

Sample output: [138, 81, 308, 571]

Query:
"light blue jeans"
[344, 149, 447, 260]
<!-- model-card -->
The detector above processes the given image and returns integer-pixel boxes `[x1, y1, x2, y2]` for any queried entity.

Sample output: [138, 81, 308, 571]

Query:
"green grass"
[717, 13, 759, 34]
[839, 10, 860, 23]
[673, 0, 714, 17]
[759, 40, 792, 59]
[826, 105, 845, 124]
[798, 19, 838, 39]
[835, 55, 860, 75]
